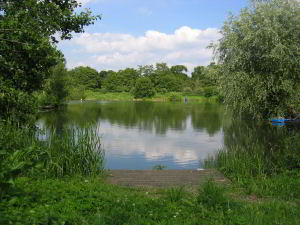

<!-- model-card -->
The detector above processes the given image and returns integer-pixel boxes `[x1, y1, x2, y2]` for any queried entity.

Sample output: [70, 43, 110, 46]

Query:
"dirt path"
[106, 169, 227, 188]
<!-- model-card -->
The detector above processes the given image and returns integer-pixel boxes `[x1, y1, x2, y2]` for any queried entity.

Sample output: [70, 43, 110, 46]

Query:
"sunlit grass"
[1, 177, 299, 225]
[85, 90, 219, 103]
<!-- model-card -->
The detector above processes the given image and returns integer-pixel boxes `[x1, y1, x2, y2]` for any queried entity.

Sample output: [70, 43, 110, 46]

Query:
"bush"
[203, 86, 218, 97]
[0, 80, 37, 124]
[168, 92, 182, 102]
[133, 77, 155, 98]
[68, 86, 87, 100]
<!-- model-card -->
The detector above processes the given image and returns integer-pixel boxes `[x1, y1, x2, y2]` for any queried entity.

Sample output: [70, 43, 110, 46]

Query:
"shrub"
[0, 80, 37, 124]
[133, 77, 155, 98]
[168, 92, 182, 102]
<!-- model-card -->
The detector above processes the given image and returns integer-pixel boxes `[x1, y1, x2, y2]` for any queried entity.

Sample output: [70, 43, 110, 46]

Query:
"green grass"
[1, 177, 299, 225]
[85, 90, 134, 101]
[0, 123, 105, 198]
[85, 90, 219, 103]
[205, 138, 300, 201]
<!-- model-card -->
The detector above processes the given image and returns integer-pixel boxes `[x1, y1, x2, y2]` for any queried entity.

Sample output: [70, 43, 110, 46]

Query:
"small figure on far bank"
[184, 96, 188, 103]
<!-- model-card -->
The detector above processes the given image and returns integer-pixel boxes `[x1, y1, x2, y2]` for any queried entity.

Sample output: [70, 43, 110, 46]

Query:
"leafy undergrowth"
[1, 177, 299, 225]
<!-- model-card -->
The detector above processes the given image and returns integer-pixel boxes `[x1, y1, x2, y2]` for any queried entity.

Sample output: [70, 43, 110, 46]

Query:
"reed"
[40, 126, 105, 177]
[1, 122, 105, 191]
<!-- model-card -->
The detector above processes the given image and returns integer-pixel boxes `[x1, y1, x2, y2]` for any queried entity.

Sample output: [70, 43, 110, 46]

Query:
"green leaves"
[216, 0, 300, 118]
[0, 0, 100, 93]
[133, 77, 155, 98]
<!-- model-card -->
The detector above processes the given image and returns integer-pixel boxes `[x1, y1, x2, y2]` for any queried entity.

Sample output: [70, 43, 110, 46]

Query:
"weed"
[166, 187, 185, 202]
[152, 164, 167, 170]
[197, 179, 228, 209]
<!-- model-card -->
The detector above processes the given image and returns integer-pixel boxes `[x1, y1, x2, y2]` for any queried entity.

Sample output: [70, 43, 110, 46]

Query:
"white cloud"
[62, 26, 221, 72]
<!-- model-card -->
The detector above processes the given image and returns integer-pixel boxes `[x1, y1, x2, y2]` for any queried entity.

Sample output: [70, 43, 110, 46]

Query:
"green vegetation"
[205, 119, 300, 201]
[132, 77, 156, 98]
[215, 0, 300, 118]
[0, 123, 104, 197]
[36, 63, 69, 107]
[1, 0, 300, 224]
[84, 90, 220, 103]
[152, 164, 168, 170]
[1, 177, 299, 225]
[64, 63, 220, 102]
[0, 0, 100, 119]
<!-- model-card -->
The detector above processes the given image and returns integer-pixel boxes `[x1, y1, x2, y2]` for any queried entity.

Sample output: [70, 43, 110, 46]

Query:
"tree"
[155, 63, 169, 73]
[215, 0, 300, 118]
[0, 0, 100, 93]
[68, 66, 100, 90]
[102, 71, 123, 92]
[118, 68, 139, 91]
[0, 0, 100, 121]
[156, 75, 182, 92]
[170, 65, 188, 74]
[192, 66, 205, 80]
[133, 77, 155, 98]
[137, 65, 155, 77]
[41, 63, 69, 106]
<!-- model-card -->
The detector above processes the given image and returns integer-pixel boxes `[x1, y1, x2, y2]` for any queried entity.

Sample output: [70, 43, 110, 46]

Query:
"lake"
[37, 101, 295, 170]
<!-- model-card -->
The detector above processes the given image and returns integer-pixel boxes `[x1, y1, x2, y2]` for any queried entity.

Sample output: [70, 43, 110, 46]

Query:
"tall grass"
[204, 125, 300, 200]
[0, 122, 105, 197]
[40, 127, 105, 177]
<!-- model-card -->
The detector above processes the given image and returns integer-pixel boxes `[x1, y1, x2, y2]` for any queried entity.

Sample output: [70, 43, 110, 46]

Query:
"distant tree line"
[39, 62, 220, 104]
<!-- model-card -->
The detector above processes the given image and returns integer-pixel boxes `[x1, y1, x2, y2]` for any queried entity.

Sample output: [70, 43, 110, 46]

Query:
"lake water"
[36, 101, 229, 169]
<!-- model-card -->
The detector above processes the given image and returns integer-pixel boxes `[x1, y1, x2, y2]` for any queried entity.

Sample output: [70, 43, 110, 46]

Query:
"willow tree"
[215, 0, 300, 119]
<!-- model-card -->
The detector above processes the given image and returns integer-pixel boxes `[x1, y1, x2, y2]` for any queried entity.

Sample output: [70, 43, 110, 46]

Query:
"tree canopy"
[0, 0, 100, 121]
[0, 0, 100, 93]
[215, 0, 300, 118]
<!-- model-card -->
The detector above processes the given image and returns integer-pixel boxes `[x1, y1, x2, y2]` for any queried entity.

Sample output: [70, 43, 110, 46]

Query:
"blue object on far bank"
[270, 118, 291, 123]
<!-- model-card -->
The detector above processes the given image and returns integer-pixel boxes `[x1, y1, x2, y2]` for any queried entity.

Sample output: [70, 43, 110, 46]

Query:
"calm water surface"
[37, 101, 229, 169]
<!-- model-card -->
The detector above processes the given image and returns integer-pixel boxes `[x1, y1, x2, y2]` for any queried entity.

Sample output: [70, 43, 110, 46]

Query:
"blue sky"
[59, 0, 248, 72]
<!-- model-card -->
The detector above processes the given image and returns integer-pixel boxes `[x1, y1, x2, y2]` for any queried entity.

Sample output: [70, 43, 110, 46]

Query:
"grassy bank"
[84, 90, 220, 103]
[1, 176, 299, 225]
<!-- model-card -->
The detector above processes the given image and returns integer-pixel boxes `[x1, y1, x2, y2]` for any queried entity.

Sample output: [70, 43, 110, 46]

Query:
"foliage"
[68, 85, 87, 100]
[38, 63, 69, 106]
[102, 71, 123, 92]
[156, 75, 182, 92]
[40, 127, 105, 178]
[197, 179, 227, 209]
[1, 177, 299, 225]
[207, 118, 300, 200]
[168, 92, 183, 102]
[215, 0, 300, 118]
[68, 66, 101, 90]
[0, 0, 100, 123]
[133, 77, 155, 98]
[0, 123, 105, 198]
[0, 79, 37, 124]
[117, 68, 139, 92]
[68, 62, 221, 99]
[165, 187, 185, 202]
[152, 165, 167, 170]
[0, 0, 100, 93]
